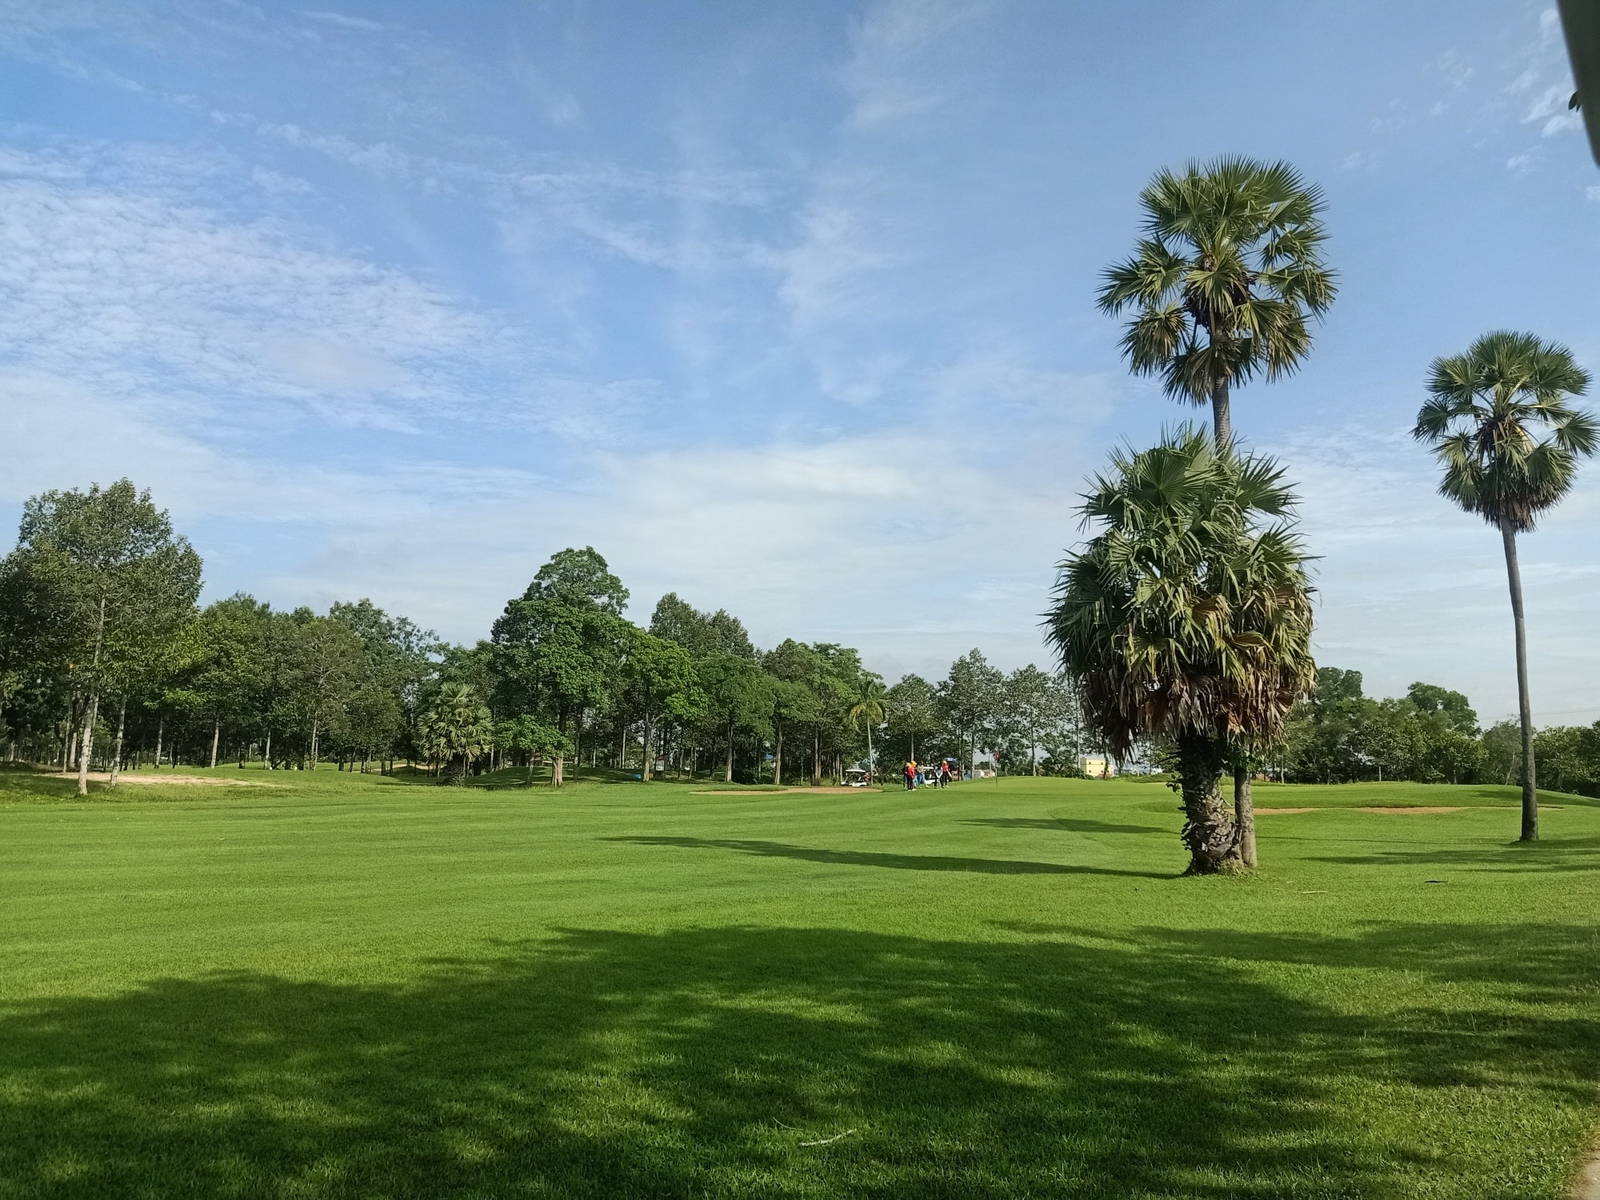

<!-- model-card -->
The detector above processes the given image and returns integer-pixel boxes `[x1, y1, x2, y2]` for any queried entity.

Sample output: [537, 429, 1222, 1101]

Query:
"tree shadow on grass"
[3, 922, 1597, 1199]
[0, 771, 89, 803]
[961, 816, 1169, 835]
[1308, 835, 1600, 875]
[604, 835, 1171, 878]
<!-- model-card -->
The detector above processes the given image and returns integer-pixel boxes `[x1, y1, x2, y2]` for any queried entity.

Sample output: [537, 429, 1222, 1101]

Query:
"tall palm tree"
[1413, 331, 1596, 841]
[1045, 430, 1316, 875]
[1097, 157, 1336, 445]
[1098, 156, 1335, 865]
[847, 675, 887, 782]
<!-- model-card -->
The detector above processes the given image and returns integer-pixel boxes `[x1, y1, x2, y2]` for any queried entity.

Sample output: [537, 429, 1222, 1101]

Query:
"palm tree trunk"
[1176, 734, 1239, 875]
[1233, 761, 1256, 867]
[1501, 521, 1538, 841]
[1210, 377, 1232, 446]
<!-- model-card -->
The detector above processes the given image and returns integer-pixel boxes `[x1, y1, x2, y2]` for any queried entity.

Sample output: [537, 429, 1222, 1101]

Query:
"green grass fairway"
[2, 768, 1598, 1199]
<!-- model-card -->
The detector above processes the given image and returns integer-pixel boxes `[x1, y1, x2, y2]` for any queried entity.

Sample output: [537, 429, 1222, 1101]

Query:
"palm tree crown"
[1412, 330, 1597, 533]
[1097, 157, 1336, 425]
[1045, 429, 1316, 759]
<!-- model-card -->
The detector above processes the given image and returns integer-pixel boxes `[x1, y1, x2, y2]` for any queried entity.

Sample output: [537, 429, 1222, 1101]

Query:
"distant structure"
[1079, 754, 1116, 779]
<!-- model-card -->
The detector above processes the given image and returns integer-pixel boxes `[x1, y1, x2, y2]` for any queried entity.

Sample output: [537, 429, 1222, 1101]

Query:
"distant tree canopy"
[1, 480, 1110, 789]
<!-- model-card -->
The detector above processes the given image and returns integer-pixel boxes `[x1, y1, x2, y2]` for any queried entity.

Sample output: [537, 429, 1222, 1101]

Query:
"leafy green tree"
[418, 683, 493, 785]
[1482, 719, 1524, 787]
[694, 652, 771, 783]
[495, 714, 569, 784]
[524, 547, 629, 615]
[766, 678, 816, 787]
[996, 665, 1082, 776]
[7, 481, 201, 794]
[1045, 431, 1315, 874]
[492, 551, 631, 787]
[179, 595, 270, 769]
[649, 593, 717, 659]
[621, 629, 702, 781]
[282, 613, 363, 771]
[884, 674, 940, 763]
[1413, 330, 1597, 840]
[938, 650, 1004, 776]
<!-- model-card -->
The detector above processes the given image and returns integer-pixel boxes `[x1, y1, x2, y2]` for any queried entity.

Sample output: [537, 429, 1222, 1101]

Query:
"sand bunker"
[82, 772, 270, 788]
[1252, 807, 1318, 815]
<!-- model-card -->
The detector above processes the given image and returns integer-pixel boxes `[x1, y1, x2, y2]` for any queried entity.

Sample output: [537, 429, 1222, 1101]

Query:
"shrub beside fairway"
[2, 769, 1598, 1198]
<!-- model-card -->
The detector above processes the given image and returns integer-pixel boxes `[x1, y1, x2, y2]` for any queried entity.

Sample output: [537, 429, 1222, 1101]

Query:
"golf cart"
[843, 768, 872, 788]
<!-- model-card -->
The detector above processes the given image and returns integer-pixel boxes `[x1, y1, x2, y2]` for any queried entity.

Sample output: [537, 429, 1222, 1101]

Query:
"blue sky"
[1, 0, 1597, 724]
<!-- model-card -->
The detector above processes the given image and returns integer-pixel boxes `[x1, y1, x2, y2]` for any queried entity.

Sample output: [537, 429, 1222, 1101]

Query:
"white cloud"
[1505, 149, 1539, 173]
[1587, 185, 1600, 204]
[0, 140, 654, 442]
[841, 0, 994, 129]
[298, 10, 385, 34]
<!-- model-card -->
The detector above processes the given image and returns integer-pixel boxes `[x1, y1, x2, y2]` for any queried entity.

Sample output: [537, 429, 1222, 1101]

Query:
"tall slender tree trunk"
[1501, 521, 1539, 841]
[812, 731, 821, 787]
[725, 721, 735, 783]
[76, 596, 107, 797]
[774, 722, 783, 786]
[1176, 734, 1240, 875]
[1233, 762, 1256, 868]
[865, 722, 873, 781]
[153, 717, 164, 771]
[109, 700, 127, 789]
[209, 719, 220, 769]
[76, 690, 99, 796]
[310, 719, 320, 772]
[263, 729, 271, 769]
[641, 714, 653, 781]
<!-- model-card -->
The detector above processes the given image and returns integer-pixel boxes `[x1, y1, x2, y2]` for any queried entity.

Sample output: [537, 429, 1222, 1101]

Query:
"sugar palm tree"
[419, 683, 494, 786]
[1413, 331, 1596, 841]
[1098, 156, 1334, 864]
[1097, 157, 1336, 445]
[1045, 430, 1316, 874]
[847, 675, 887, 782]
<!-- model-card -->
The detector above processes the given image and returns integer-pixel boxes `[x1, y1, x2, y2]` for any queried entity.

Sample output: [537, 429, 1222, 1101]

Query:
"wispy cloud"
[841, 0, 994, 128]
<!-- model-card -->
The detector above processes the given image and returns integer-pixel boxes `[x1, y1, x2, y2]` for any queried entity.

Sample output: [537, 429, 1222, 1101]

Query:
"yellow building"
[1079, 754, 1116, 779]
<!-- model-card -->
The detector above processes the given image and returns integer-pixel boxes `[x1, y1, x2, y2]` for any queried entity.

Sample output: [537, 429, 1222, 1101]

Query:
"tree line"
[0, 482, 1091, 794]
[1226, 666, 1600, 797]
